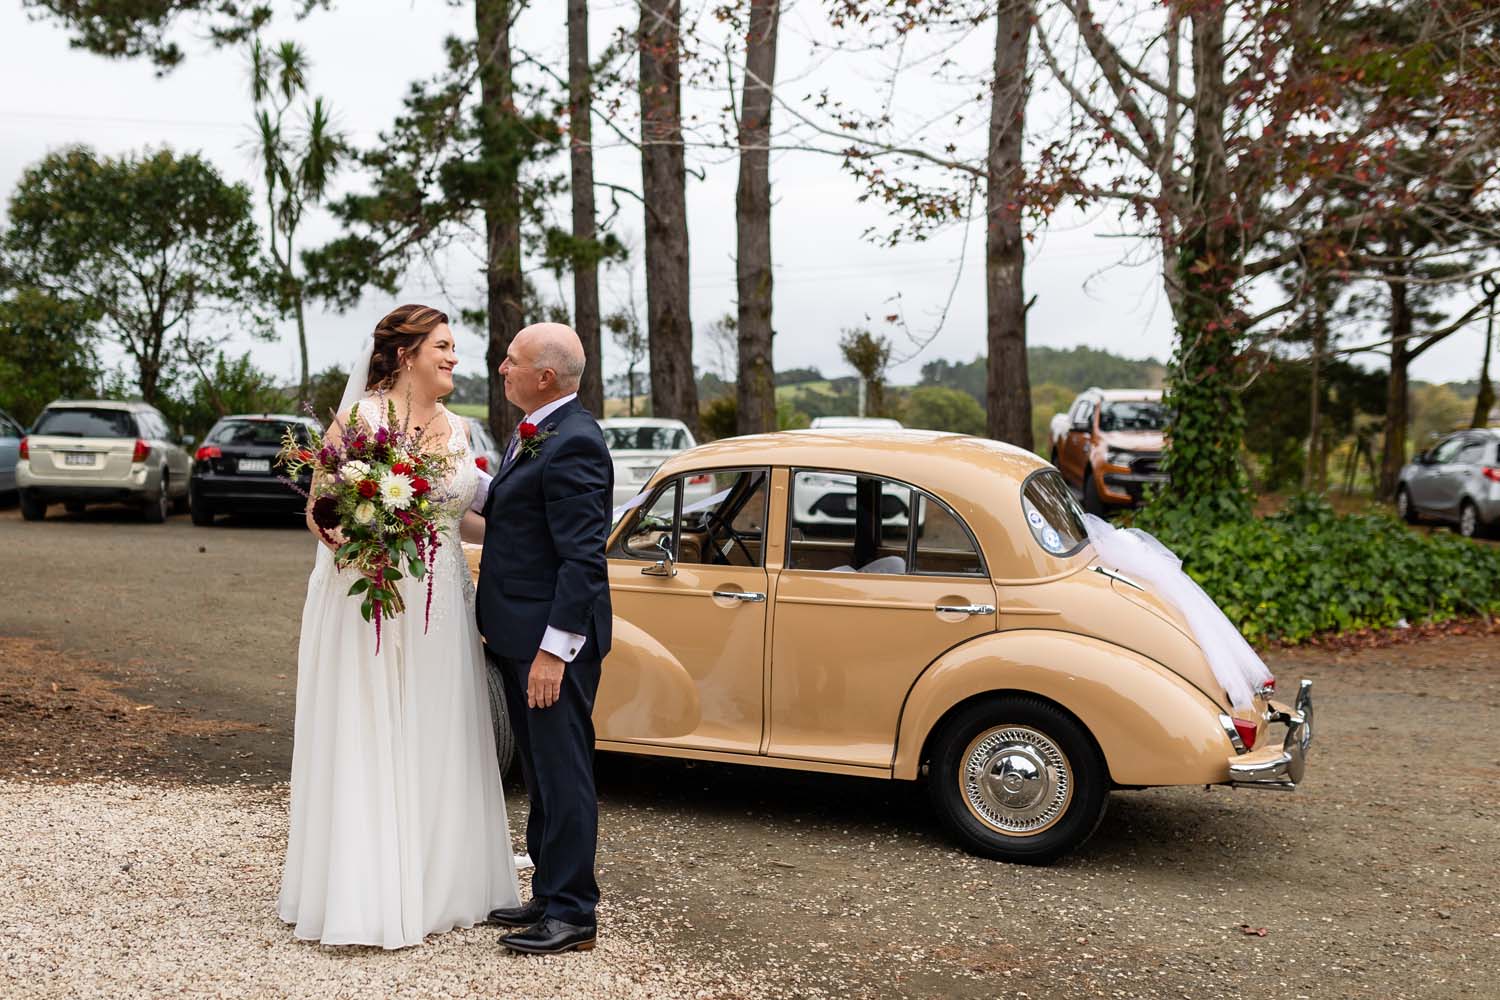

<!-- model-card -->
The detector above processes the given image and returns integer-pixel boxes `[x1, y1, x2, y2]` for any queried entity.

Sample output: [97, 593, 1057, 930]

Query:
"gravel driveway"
[1, 506, 1497, 999]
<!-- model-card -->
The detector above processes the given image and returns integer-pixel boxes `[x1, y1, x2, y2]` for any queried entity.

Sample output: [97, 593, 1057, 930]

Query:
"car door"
[768, 470, 996, 770]
[0, 413, 21, 493]
[602, 467, 772, 754]
[1062, 399, 1094, 486]
[1449, 438, 1490, 512]
[1411, 435, 1466, 512]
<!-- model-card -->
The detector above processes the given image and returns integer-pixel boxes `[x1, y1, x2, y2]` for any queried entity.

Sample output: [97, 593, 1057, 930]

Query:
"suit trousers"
[498, 651, 602, 925]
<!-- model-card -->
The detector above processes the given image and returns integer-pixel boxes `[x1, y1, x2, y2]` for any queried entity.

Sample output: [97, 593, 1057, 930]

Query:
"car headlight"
[1106, 448, 1135, 466]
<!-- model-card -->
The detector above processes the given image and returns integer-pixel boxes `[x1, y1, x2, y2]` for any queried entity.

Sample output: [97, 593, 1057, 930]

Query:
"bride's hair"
[366, 304, 451, 390]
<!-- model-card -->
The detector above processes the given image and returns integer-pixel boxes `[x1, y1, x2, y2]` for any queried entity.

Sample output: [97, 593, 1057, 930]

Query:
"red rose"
[357, 479, 378, 499]
[410, 476, 431, 496]
[518, 421, 538, 440]
[391, 462, 411, 475]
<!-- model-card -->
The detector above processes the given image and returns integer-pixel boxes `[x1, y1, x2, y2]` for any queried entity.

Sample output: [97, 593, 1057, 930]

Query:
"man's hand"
[527, 649, 566, 709]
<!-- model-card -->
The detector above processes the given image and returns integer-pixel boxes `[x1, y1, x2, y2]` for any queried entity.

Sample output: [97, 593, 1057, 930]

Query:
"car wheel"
[143, 473, 170, 523]
[1082, 469, 1107, 517]
[64, 502, 86, 515]
[190, 496, 216, 526]
[484, 651, 519, 782]
[1396, 486, 1418, 524]
[1457, 500, 1479, 539]
[19, 490, 46, 522]
[927, 695, 1109, 864]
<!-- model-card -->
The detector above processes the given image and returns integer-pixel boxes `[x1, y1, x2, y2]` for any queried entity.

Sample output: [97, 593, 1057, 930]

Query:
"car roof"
[44, 399, 156, 412]
[809, 416, 904, 427]
[598, 417, 689, 428]
[217, 413, 317, 423]
[1083, 387, 1163, 402]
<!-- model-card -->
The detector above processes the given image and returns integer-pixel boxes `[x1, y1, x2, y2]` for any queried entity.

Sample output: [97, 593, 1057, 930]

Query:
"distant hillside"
[919, 347, 1165, 405]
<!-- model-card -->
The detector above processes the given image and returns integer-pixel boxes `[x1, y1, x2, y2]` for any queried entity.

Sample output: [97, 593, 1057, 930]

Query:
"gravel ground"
[2, 506, 1499, 999]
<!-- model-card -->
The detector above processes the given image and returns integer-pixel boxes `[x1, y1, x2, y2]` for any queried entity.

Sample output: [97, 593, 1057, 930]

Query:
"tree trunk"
[476, 0, 527, 443]
[1473, 303, 1495, 429]
[294, 290, 310, 404]
[984, 1, 1032, 449]
[1303, 311, 1325, 492]
[734, 0, 779, 436]
[1380, 266, 1412, 500]
[568, 0, 604, 416]
[638, 0, 698, 434]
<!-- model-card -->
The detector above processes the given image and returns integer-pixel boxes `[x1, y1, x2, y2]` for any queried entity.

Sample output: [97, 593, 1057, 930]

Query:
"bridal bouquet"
[279, 399, 456, 651]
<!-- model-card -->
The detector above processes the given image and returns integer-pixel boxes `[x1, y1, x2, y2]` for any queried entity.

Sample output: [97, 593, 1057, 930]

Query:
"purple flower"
[374, 427, 390, 446]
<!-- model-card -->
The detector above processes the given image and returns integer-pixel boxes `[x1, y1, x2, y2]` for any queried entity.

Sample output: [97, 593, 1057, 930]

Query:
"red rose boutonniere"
[516, 421, 557, 460]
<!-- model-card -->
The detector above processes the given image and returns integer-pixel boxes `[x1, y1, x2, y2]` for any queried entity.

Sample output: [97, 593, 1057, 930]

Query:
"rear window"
[209, 420, 312, 446]
[603, 425, 689, 451]
[33, 408, 138, 438]
[1021, 469, 1088, 557]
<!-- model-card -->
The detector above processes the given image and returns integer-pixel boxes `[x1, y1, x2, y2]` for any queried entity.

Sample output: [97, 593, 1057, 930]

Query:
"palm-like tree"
[249, 38, 346, 404]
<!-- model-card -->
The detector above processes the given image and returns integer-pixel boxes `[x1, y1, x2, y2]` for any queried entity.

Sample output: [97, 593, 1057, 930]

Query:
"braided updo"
[365, 304, 451, 391]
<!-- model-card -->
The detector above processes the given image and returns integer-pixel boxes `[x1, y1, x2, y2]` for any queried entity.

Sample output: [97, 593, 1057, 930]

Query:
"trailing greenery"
[1133, 495, 1500, 645]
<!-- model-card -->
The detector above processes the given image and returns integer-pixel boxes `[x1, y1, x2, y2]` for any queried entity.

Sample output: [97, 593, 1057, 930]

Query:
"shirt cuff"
[470, 466, 493, 514]
[539, 625, 585, 663]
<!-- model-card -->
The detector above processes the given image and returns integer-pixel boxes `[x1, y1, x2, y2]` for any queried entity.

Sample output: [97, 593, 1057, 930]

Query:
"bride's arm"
[459, 510, 486, 544]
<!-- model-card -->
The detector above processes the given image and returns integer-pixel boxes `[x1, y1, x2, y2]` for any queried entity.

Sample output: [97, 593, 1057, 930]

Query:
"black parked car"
[190, 414, 320, 525]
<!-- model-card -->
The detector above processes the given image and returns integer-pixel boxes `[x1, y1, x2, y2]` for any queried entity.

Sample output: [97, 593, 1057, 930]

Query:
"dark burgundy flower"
[311, 495, 340, 531]
[375, 427, 390, 446]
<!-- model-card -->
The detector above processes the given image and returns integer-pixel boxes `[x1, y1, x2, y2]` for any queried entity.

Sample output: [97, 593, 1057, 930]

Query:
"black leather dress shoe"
[498, 917, 597, 954]
[486, 897, 547, 928]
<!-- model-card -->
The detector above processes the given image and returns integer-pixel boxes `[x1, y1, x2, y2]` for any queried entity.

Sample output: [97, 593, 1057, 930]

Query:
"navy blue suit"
[477, 397, 612, 925]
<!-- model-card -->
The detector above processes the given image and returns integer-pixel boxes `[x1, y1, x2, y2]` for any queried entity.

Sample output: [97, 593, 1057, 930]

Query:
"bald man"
[472, 323, 613, 955]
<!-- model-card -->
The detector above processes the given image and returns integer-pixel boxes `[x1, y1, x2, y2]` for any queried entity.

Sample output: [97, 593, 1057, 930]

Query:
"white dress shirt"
[467, 394, 587, 663]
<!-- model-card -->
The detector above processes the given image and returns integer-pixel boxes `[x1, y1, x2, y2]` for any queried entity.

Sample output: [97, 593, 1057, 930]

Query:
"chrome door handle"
[934, 604, 995, 616]
[712, 590, 766, 603]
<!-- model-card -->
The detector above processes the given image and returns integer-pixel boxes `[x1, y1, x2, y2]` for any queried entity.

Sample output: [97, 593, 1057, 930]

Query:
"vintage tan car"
[475, 429, 1313, 863]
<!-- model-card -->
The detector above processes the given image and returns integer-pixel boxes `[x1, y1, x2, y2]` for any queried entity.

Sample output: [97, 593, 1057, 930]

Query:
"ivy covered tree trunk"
[568, 0, 604, 416]
[1158, 7, 1251, 521]
[1380, 265, 1413, 500]
[984, 0, 1032, 450]
[476, 0, 527, 443]
[639, 0, 698, 435]
[1473, 304, 1494, 429]
[735, 0, 779, 436]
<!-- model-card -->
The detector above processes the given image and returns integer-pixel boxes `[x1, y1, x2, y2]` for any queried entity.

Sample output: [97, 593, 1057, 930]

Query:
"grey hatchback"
[1396, 429, 1500, 538]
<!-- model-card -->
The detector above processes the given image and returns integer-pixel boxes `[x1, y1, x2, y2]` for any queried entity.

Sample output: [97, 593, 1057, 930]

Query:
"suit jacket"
[477, 398, 613, 662]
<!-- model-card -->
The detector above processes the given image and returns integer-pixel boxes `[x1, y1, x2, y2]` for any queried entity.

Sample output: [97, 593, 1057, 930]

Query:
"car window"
[677, 468, 770, 566]
[33, 408, 139, 438]
[1022, 468, 1089, 557]
[1430, 436, 1467, 463]
[1075, 400, 1094, 428]
[209, 420, 310, 446]
[611, 480, 681, 561]
[1455, 440, 1487, 465]
[602, 425, 689, 451]
[1099, 401, 1169, 432]
[788, 469, 915, 573]
[0, 416, 19, 438]
[911, 495, 984, 575]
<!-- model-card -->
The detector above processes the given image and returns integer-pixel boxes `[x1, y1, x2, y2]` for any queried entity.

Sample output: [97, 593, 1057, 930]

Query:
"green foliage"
[0, 288, 101, 426]
[1134, 495, 1500, 645]
[920, 348, 1163, 405]
[903, 385, 985, 435]
[775, 367, 825, 386]
[699, 396, 737, 441]
[1409, 383, 1473, 452]
[1031, 382, 1075, 456]
[156, 351, 294, 438]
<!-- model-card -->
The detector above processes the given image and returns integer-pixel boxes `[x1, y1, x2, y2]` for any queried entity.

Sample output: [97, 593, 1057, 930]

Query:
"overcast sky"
[2, 0, 1489, 392]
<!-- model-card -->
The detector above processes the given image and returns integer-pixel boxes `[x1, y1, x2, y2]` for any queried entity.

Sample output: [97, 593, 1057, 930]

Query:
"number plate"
[237, 458, 271, 474]
[64, 452, 95, 466]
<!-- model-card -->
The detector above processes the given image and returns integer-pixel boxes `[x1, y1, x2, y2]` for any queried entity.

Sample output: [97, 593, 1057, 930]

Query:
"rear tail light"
[195, 446, 222, 462]
[475, 455, 490, 472]
[131, 439, 151, 463]
[1232, 717, 1258, 751]
[687, 474, 712, 485]
[1483, 466, 1500, 483]
[17, 437, 27, 460]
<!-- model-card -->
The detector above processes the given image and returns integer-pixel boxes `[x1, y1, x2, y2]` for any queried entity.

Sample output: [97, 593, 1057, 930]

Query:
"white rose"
[378, 472, 414, 510]
[340, 460, 371, 481]
[353, 501, 376, 525]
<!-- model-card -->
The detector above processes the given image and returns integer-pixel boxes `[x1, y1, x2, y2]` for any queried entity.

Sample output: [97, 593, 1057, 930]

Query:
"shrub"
[1133, 494, 1500, 645]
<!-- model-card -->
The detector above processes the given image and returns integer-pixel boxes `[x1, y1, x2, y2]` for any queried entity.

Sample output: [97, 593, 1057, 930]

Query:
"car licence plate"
[238, 458, 271, 474]
[64, 452, 95, 466]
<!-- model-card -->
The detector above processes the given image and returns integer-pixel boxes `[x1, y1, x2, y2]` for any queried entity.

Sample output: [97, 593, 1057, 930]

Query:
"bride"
[277, 304, 519, 949]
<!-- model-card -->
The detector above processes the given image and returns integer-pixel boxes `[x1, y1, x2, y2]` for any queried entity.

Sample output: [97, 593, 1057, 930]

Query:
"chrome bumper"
[1228, 680, 1314, 790]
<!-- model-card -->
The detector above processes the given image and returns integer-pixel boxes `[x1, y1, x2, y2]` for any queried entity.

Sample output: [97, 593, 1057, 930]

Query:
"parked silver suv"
[1396, 429, 1500, 539]
[17, 400, 193, 522]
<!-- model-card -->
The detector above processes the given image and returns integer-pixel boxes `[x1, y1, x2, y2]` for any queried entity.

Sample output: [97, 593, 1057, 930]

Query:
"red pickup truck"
[1047, 388, 1170, 514]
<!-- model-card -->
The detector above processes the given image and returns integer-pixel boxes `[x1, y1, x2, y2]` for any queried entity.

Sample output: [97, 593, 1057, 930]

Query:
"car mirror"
[641, 534, 677, 577]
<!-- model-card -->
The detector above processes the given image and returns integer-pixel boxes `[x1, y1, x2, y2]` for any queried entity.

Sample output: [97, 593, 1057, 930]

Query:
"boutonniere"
[517, 421, 557, 459]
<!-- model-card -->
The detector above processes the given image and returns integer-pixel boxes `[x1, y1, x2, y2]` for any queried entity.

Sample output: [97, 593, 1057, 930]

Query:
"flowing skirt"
[277, 544, 519, 949]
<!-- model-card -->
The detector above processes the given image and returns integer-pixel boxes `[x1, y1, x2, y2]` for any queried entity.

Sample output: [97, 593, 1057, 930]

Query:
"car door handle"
[712, 590, 766, 603]
[934, 603, 995, 616]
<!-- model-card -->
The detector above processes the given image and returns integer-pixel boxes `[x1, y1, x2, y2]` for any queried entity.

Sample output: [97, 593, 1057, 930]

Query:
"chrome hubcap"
[961, 726, 1071, 835]
[1397, 492, 1408, 518]
[1461, 507, 1475, 535]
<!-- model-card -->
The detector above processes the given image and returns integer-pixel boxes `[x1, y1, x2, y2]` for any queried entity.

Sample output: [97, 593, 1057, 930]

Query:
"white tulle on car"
[1083, 513, 1272, 710]
[277, 397, 518, 949]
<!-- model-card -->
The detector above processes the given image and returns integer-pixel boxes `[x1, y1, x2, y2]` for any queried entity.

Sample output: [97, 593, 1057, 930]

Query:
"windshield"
[1021, 469, 1089, 558]
[33, 408, 138, 438]
[209, 420, 311, 447]
[1098, 401, 1169, 433]
[603, 426, 689, 451]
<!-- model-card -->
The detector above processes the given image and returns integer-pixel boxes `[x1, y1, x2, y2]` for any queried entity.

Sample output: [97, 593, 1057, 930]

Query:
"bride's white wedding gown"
[278, 397, 519, 949]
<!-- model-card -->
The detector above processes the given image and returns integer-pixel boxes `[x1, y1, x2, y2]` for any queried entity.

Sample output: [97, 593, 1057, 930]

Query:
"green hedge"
[1132, 496, 1500, 645]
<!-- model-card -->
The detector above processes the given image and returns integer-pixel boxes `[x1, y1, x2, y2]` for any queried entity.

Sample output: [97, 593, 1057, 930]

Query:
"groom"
[473, 323, 613, 955]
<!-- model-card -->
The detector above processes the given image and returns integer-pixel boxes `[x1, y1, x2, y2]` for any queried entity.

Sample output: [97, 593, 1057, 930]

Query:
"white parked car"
[599, 417, 710, 511]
